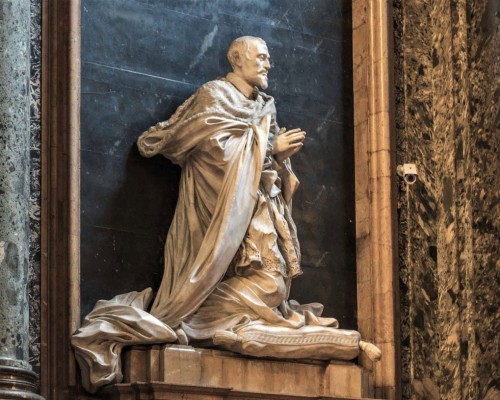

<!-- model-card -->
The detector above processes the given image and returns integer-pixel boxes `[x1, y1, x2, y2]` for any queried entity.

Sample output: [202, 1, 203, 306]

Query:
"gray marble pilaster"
[0, 0, 43, 397]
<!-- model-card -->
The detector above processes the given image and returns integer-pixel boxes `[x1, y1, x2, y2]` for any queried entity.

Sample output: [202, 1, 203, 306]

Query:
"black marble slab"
[80, 224, 165, 318]
[80, 0, 356, 329]
[81, 149, 179, 236]
[290, 266, 357, 330]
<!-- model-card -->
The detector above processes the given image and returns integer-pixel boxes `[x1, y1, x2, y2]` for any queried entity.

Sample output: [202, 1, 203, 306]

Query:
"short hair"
[227, 36, 267, 69]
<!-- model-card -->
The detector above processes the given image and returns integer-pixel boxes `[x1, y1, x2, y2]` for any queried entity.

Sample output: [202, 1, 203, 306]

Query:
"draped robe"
[138, 78, 280, 328]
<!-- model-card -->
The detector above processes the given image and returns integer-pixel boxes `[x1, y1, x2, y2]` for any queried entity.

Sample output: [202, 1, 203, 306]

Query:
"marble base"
[97, 345, 378, 399]
[0, 365, 44, 400]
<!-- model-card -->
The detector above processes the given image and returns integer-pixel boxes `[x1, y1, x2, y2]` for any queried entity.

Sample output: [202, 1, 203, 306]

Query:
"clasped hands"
[271, 127, 306, 165]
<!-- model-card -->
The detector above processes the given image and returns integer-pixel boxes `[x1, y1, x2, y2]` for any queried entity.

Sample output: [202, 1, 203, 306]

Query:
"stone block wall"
[395, 0, 499, 398]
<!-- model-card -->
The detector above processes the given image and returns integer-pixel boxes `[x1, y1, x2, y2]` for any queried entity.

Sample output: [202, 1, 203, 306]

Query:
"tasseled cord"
[359, 340, 382, 362]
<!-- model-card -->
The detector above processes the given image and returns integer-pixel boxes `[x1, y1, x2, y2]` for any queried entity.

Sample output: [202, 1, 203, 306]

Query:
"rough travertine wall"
[395, 0, 499, 399]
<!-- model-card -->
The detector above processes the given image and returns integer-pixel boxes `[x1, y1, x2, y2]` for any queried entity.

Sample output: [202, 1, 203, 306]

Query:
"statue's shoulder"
[185, 79, 231, 106]
[196, 79, 230, 96]
[192, 79, 275, 111]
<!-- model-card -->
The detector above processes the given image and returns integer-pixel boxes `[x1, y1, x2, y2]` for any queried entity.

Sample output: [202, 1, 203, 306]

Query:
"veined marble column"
[0, 0, 43, 398]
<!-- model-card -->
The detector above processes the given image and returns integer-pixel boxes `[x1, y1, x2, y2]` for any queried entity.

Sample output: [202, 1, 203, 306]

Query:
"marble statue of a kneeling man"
[71, 36, 381, 394]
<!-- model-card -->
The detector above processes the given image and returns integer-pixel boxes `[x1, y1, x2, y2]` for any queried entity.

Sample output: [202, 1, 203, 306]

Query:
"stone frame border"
[40, 0, 81, 398]
[39, 1, 400, 398]
[352, 1, 400, 399]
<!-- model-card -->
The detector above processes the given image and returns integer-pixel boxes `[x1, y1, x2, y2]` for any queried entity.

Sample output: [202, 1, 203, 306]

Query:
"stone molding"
[111, 345, 374, 399]
[352, 1, 400, 399]
[40, 0, 81, 398]
[0, 366, 44, 400]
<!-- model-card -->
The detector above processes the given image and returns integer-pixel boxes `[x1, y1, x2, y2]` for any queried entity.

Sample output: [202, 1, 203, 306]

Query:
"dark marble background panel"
[289, 266, 357, 329]
[80, 224, 165, 318]
[81, 150, 179, 236]
[82, 62, 198, 100]
[219, 0, 349, 41]
[80, 76, 189, 157]
[81, 0, 355, 324]
[82, 0, 222, 87]
[277, 111, 355, 272]
[128, 0, 220, 20]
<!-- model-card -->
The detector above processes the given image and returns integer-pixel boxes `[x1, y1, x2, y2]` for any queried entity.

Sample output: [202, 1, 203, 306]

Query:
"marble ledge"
[100, 344, 384, 400]
[98, 383, 384, 400]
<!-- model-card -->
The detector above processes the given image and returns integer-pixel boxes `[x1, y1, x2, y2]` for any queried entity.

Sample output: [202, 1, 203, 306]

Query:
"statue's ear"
[232, 51, 242, 68]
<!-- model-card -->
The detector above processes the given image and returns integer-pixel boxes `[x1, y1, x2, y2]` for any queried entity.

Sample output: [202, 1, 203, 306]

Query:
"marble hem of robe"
[71, 288, 177, 394]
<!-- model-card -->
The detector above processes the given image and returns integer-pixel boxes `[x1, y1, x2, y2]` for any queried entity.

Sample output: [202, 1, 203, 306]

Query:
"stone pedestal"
[98, 345, 379, 399]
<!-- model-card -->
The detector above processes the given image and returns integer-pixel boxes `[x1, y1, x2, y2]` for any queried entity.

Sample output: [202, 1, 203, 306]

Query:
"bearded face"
[238, 40, 271, 90]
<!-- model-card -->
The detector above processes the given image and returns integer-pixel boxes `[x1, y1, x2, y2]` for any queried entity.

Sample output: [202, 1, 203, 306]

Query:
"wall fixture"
[397, 163, 418, 185]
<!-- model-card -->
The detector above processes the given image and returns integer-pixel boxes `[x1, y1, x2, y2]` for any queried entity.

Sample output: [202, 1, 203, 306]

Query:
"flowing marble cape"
[138, 79, 279, 327]
[72, 79, 281, 393]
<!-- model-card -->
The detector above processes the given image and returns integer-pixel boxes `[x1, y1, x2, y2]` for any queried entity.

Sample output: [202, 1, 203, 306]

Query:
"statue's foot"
[213, 330, 241, 346]
[359, 340, 382, 362]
